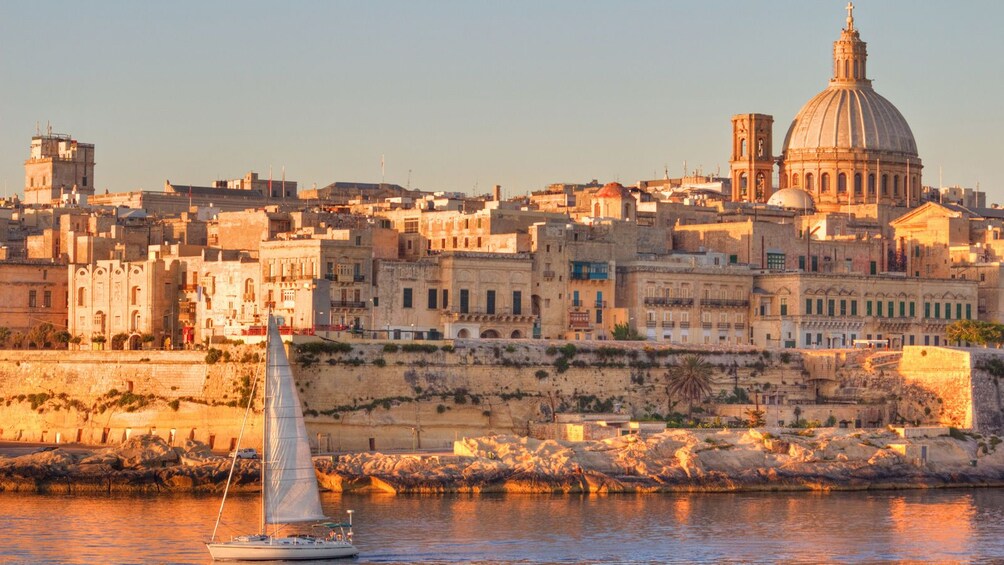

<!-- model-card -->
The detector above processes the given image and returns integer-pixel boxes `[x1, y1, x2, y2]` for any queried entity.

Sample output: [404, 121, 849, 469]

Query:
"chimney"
[493, 185, 502, 202]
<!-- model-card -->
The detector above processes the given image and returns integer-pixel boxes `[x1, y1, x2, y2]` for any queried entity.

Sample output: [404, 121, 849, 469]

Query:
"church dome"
[767, 187, 815, 211]
[594, 182, 631, 199]
[782, 86, 917, 156]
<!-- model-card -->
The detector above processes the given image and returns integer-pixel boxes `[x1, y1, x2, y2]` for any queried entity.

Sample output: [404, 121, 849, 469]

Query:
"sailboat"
[207, 315, 359, 561]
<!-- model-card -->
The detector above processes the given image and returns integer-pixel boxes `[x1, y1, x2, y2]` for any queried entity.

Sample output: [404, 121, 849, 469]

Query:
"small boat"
[207, 315, 359, 561]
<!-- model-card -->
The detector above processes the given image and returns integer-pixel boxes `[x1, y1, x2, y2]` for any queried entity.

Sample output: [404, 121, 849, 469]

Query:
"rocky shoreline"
[3, 428, 1004, 495]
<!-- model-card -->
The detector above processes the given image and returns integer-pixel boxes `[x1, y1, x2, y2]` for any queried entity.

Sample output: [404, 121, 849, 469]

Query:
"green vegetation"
[382, 344, 399, 353]
[665, 354, 713, 416]
[295, 341, 353, 355]
[612, 323, 645, 341]
[205, 348, 224, 364]
[535, 369, 549, 380]
[947, 320, 1004, 347]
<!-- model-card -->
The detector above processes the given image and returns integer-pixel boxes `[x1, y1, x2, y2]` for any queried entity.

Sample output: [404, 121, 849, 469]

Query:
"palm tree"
[666, 354, 713, 419]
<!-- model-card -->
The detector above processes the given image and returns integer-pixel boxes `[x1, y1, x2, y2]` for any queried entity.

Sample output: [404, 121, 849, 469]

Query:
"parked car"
[229, 448, 259, 460]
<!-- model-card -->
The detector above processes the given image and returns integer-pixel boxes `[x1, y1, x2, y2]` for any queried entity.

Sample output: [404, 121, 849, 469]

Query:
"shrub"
[535, 369, 549, 380]
[205, 348, 223, 364]
[436, 404, 447, 414]
[559, 344, 578, 358]
[545, 346, 559, 356]
[296, 341, 352, 355]
[383, 344, 400, 353]
[168, 399, 181, 411]
[440, 345, 455, 353]
[372, 358, 387, 367]
[554, 357, 570, 374]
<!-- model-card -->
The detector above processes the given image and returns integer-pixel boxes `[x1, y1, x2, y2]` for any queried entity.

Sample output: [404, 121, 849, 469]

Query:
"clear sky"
[1, 1, 1002, 201]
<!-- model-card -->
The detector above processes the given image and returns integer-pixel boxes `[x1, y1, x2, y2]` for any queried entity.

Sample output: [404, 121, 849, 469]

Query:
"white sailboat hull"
[207, 537, 358, 561]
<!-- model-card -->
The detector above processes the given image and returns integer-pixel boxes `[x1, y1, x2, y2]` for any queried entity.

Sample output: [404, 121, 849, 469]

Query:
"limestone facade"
[23, 132, 95, 205]
[0, 260, 68, 334]
[751, 272, 977, 349]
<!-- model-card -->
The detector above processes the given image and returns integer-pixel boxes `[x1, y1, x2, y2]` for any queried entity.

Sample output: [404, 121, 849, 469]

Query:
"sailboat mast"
[260, 326, 269, 536]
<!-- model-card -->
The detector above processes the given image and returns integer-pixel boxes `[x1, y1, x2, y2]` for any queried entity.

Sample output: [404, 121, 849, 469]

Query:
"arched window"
[792, 173, 800, 187]
[739, 173, 748, 196]
[623, 203, 631, 218]
[820, 173, 830, 193]
[93, 311, 106, 334]
[868, 174, 876, 195]
[77, 287, 86, 307]
[740, 139, 747, 157]
[755, 173, 766, 200]
[844, 60, 849, 79]
[837, 173, 847, 193]
[881, 174, 889, 195]
[130, 311, 141, 332]
[854, 173, 863, 195]
[806, 173, 814, 191]
[893, 175, 900, 196]
[593, 203, 601, 217]
[130, 286, 140, 306]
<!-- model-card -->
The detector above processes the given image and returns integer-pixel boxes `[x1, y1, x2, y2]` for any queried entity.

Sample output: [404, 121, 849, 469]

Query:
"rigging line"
[210, 356, 263, 542]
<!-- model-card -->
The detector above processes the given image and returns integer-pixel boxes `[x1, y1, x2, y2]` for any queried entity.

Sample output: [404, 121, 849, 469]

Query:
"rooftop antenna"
[46, 121, 52, 136]
[35, 121, 40, 136]
[664, 165, 669, 180]
[381, 154, 385, 185]
[407, 169, 412, 190]
[683, 160, 687, 178]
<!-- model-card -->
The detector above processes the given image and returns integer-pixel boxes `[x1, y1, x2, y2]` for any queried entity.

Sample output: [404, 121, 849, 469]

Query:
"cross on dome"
[846, 2, 855, 30]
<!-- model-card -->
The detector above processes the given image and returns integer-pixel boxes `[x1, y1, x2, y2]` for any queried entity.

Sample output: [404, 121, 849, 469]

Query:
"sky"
[1, 1, 1002, 201]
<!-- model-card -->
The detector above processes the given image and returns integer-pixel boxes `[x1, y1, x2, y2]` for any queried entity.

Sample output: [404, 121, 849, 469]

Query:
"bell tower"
[729, 113, 774, 203]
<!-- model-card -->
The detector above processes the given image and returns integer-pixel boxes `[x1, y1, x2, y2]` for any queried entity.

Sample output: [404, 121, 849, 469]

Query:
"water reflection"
[2, 489, 1002, 564]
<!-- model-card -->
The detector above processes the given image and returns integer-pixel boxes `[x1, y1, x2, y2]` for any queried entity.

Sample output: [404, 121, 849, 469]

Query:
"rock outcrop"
[316, 428, 1004, 494]
[4, 428, 1004, 495]
[0, 436, 258, 494]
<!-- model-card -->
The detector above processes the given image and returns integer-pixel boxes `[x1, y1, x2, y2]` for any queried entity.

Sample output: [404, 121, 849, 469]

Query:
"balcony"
[661, 320, 675, 328]
[679, 321, 691, 329]
[646, 320, 657, 328]
[594, 300, 607, 308]
[542, 270, 556, 281]
[700, 298, 750, 308]
[644, 297, 694, 307]
[568, 310, 592, 329]
[242, 292, 255, 302]
[571, 300, 583, 308]
[570, 262, 609, 281]
[444, 308, 536, 324]
[717, 322, 730, 329]
[331, 300, 367, 309]
[702, 322, 713, 330]
[354, 274, 366, 282]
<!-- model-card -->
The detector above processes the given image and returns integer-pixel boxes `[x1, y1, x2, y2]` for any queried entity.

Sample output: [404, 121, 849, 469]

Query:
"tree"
[612, 323, 645, 341]
[665, 354, 713, 418]
[0, 326, 10, 348]
[946, 320, 1004, 347]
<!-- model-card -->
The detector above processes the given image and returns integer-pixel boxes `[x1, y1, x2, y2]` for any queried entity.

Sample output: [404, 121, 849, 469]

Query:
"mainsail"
[263, 318, 326, 524]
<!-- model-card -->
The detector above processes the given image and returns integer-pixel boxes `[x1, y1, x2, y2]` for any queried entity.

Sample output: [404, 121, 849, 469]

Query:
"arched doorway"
[480, 329, 500, 339]
[457, 329, 470, 339]
[510, 330, 523, 339]
[128, 334, 141, 350]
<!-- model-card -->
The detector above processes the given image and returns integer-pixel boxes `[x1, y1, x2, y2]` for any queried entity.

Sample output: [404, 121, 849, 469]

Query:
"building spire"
[846, 2, 855, 31]
[831, 2, 869, 86]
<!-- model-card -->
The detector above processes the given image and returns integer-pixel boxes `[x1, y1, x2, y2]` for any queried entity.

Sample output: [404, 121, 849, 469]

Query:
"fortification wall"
[899, 346, 974, 429]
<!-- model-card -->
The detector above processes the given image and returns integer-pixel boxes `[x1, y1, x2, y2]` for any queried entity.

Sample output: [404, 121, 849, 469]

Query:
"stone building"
[374, 252, 536, 339]
[69, 256, 181, 348]
[175, 248, 260, 345]
[617, 256, 755, 345]
[0, 260, 68, 335]
[750, 272, 977, 349]
[23, 131, 95, 206]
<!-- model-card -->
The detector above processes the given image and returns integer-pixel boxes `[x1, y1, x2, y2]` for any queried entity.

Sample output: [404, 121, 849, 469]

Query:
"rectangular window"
[956, 303, 962, 320]
[28, 290, 36, 308]
[596, 309, 603, 324]
[899, 302, 905, 318]
[427, 288, 438, 309]
[573, 290, 580, 307]
[910, 302, 915, 317]
[403, 288, 413, 309]
[513, 291, 522, 315]
[925, 302, 931, 318]
[780, 298, 788, 316]
[43, 290, 52, 308]
[967, 304, 972, 319]
[816, 298, 823, 314]
[944, 302, 951, 320]
[811, 256, 818, 272]
[443, 289, 449, 309]
[870, 261, 877, 275]
[934, 303, 941, 319]
[486, 290, 496, 314]
[888, 301, 894, 318]
[460, 289, 469, 314]
[805, 298, 812, 315]
[866, 301, 872, 316]
[839, 300, 846, 316]
[798, 256, 806, 270]
[766, 252, 785, 271]
[851, 301, 857, 316]
[729, 254, 738, 264]
[827, 299, 835, 317]
[877, 301, 883, 317]
[805, 333, 812, 346]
